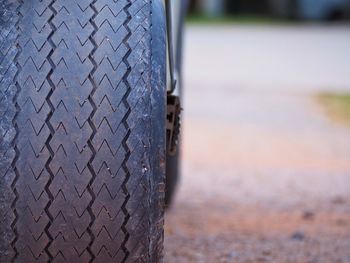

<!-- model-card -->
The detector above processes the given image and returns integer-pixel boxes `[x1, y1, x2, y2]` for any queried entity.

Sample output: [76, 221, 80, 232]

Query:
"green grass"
[317, 93, 350, 125]
[186, 15, 290, 25]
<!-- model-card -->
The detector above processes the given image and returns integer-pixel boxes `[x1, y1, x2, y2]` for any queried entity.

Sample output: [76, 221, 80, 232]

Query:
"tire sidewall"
[149, 0, 167, 260]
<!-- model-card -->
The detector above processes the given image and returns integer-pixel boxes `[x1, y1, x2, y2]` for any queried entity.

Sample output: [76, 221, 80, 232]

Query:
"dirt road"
[164, 25, 350, 262]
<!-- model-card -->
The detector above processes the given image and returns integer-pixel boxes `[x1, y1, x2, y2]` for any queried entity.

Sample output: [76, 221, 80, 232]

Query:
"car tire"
[0, 0, 166, 262]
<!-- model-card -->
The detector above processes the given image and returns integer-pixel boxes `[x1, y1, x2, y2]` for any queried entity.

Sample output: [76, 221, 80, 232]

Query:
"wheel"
[165, 151, 180, 206]
[0, 0, 166, 262]
[165, 0, 187, 207]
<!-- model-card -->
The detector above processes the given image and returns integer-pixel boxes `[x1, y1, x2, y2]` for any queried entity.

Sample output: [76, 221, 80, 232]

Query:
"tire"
[0, 0, 166, 262]
[165, 152, 179, 206]
[165, 0, 187, 207]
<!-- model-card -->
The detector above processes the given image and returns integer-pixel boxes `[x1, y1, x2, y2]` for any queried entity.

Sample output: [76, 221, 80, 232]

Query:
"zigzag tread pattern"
[15, 0, 52, 262]
[90, 0, 129, 262]
[124, 1, 154, 262]
[14, 0, 53, 262]
[1, 0, 163, 262]
[0, 0, 19, 262]
[90, 0, 156, 261]
[47, 0, 94, 261]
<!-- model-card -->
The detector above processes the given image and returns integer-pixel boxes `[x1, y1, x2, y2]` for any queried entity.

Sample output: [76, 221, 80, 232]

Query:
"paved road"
[165, 24, 350, 262]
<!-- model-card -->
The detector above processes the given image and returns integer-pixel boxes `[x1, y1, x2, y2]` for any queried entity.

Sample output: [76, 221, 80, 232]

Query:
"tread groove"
[10, 2, 21, 261]
[121, 1, 133, 261]
[44, 0, 58, 261]
[87, 0, 98, 262]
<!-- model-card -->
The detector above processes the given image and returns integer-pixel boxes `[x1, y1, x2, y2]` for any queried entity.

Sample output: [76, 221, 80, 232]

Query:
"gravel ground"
[164, 24, 350, 263]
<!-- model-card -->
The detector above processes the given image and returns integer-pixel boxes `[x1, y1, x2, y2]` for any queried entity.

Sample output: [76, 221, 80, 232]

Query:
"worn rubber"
[0, 0, 19, 261]
[0, 0, 166, 262]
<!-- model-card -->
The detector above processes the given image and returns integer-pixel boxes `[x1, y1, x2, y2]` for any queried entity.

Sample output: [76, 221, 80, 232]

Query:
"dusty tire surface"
[0, 0, 166, 262]
[0, 0, 19, 261]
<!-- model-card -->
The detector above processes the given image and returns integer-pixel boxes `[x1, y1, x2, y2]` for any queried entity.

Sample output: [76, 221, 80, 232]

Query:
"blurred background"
[165, 0, 350, 262]
[188, 0, 350, 20]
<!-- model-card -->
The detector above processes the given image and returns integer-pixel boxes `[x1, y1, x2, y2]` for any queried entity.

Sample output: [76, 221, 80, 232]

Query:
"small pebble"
[302, 210, 315, 220]
[336, 219, 347, 227]
[291, 231, 305, 241]
[262, 249, 271, 256]
[332, 196, 346, 205]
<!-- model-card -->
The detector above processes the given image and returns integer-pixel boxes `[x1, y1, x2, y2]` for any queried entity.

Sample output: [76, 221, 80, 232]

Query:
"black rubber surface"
[0, 0, 166, 262]
[0, 0, 19, 261]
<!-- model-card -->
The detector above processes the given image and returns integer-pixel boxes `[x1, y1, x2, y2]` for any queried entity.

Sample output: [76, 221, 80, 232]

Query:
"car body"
[270, 0, 350, 19]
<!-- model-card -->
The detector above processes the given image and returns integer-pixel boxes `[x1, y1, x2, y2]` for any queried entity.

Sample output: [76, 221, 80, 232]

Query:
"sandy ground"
[164, 24, 350, 262]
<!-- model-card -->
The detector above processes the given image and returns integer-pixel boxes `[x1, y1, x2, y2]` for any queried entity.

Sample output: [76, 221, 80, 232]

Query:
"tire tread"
[0, 0, 164, 262]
